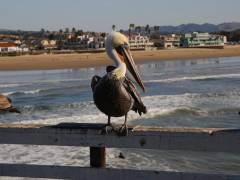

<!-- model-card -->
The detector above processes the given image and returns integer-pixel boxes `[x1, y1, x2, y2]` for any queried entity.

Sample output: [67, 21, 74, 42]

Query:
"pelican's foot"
[102, 124, 115, 135]
[117, 124, 128, 136]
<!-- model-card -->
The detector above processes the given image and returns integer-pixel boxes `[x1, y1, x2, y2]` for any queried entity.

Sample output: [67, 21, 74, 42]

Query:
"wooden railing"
[0, 123, 239, 180]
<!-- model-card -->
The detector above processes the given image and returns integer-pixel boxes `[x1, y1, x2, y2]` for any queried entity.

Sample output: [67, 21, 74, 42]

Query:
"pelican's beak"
[120, 45, 145, 92]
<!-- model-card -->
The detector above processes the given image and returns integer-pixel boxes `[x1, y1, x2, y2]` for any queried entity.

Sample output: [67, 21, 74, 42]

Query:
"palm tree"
[101, 33, 106, 38]
[40, 28, 45, 38]
[129, 23, 135, 38]
[78, 29, 83, 36]
[59, 29, 63, 34]
[40, 28, 45, 34]
[112, 25, 116, 31]
[135, 26, 141, 34]
[72, 27, 76, 33]
[145, 24, 150, 36]
[65, 28, 69, 34]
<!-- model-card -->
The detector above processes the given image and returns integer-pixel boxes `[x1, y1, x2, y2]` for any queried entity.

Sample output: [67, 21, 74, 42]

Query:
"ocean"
[0, 56, 240, 175]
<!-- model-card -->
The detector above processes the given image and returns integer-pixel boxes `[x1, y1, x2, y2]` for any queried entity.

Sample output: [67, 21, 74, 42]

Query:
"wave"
[2, 89, 41, 96]
[144, 73, 240, 83]
[0, 83, 22, 88]
[20, 101, 93, 113]
[3, 91, 240, 125]
[14, 106, 209, 126]
[14, 94, 209, 125]
[27, 77, 91, 84]
[2, 86, 81, 96]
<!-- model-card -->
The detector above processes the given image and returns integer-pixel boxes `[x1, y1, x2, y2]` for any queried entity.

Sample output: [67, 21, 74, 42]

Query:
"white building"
[128, 34, 154, 50]
[0, 42, 29, 53]
[0, 42, 19, 52]
[64, 35, 105, 49]
[180, 32, 225, 48]
[159, 34, 181, 49]
[41, 40, 57, 49]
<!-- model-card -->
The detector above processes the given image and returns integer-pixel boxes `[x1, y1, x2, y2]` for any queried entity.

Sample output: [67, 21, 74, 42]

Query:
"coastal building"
[88, 37, 105, 49]
[64, 34, 105, 49]
[128, 34, 154, 50]
[180, 32, 225, 48]
[159, 34, 181, 49]
[63, 34, 92, 49]
[41, 40, 57, 49]
[223, 36, 228, 44]
[0, 42, 18, 52]
[0, 42, 29, 53]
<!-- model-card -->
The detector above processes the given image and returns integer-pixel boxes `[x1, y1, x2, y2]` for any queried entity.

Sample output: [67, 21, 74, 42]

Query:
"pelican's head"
[105, 32, 145, 92]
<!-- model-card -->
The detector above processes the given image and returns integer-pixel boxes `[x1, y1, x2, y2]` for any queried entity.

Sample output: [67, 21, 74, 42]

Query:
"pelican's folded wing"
[123, 77, 147, 115]
[91, 75, 102, 92]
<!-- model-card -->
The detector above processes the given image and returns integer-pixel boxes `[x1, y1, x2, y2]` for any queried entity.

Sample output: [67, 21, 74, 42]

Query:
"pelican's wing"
[106, 65, 147, 115]
[91, 75, 102, 92]
[123, 77, 147, 115]
[0, 94, 12, 110]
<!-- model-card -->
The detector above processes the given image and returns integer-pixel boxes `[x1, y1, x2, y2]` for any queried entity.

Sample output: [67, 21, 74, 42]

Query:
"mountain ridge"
[159, 22, 240, 33]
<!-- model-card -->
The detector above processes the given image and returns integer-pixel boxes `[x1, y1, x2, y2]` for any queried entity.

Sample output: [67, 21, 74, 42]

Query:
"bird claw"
[102, 124, 115, 135]
[101, 123, 128, 136]
[117, 125, 128, 136]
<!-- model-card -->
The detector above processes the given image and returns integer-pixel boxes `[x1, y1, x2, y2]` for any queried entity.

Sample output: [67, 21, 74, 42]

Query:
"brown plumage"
[91, 32, 146, 135]
[91, 66, 146, 118]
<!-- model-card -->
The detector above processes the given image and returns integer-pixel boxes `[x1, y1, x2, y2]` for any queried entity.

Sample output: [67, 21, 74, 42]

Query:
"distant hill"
[218, 22, 240, 32]
[0, 29, 11, 32]
[159, 22, 240, 33]
[1, 22, 240, 34]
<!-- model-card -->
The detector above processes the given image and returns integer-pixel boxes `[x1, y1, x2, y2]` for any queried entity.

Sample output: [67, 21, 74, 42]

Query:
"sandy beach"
[0, 45, 240, 71]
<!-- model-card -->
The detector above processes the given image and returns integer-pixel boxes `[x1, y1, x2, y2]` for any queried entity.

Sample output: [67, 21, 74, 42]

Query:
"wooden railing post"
[90, 147, 106, 168]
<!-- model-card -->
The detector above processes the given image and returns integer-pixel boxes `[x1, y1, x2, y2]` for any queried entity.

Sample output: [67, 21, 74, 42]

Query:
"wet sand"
[0, 45, 240, 71]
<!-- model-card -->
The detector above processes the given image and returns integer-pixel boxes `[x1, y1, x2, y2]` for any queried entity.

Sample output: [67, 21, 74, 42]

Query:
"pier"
[0, 123, 239, 179]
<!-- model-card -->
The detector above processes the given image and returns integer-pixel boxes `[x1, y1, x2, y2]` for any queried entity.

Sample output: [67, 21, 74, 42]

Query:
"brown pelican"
[91, 32, 146, 135]
[0, 94, 21, 114]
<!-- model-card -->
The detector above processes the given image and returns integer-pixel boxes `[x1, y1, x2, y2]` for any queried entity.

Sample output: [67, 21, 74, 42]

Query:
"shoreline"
[0, 45, 240, 71]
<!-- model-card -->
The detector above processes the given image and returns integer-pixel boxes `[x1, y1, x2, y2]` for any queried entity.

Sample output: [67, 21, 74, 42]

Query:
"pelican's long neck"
[113, 62, 126, 79]
[106, 44, 126, 79]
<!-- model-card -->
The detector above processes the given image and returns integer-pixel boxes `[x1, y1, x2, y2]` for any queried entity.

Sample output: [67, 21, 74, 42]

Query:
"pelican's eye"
[115, 43, 129, 57]
[123, 43, 129, 49]
[115, 46, 124, 56]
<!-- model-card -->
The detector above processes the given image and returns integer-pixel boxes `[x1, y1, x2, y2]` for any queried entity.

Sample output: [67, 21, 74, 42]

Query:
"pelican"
[0, 94, 21, 114]
[91, 32, 146, 135]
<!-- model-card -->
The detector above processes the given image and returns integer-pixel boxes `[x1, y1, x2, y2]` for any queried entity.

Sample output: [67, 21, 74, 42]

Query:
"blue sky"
[0, 0, 239, 32]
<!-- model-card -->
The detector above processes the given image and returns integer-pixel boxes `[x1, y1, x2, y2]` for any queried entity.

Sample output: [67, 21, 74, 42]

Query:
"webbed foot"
[117, 124, 128, 136]
[101, 124, 116, 135]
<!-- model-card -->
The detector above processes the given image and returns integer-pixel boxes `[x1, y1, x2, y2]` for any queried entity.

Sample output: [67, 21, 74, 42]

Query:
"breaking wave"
[2, 89, 41, 96]
[0, 83, 22, 88]
[144, 73, 240, 83]
[9, 90, 239, 125]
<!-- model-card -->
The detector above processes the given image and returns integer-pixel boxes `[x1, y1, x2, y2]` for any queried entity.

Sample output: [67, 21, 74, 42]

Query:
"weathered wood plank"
[0, 123, 239, 153]
[90, 147, 106, 167]
[0, 163, 239, 180]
